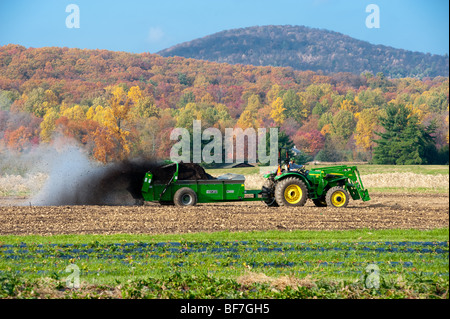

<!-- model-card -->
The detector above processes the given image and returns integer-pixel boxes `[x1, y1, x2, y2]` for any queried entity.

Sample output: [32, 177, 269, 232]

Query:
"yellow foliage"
[193, 74, 209, 87]
[127, 86, 143, 104]
[88, 105, 113, 126]
[86, 106, 95, 120]
[297, 93, 306, 106]
[266, 84, 281, 104]
[84, 85, 136, 163]
[406, 102, 428, 124]
[320, 124, 331, 136]
[237, 109, 258, 129]
[40, 108, 59, 142]
[60, 104, 85, 121]
[270, 97, 286, 125]
[108, 86, 131, 125]
[301, 108, 309, 119]
[44, 89, 59, 107]
[354, 108, 380, 151]
[246, 94, 262, 112]
[340, 99, 359, 113]
[185, 102, 202, 120]
[201, 93, 215, 105]
[236, 94, 262, 129]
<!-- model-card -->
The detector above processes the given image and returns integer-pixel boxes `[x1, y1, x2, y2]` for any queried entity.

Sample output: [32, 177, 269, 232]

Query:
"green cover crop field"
[0, 165, 449, 299]
[0, 230, 448, 299]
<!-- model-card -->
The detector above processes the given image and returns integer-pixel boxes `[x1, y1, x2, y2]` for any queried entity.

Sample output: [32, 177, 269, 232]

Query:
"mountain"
[158, 25, 449, 78]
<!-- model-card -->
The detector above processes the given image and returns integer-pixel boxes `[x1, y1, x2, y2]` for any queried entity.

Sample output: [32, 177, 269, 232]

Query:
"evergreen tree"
[278, 131, 294, 150]
[372, 104, 437, 164]
[262, 130, 294, 165]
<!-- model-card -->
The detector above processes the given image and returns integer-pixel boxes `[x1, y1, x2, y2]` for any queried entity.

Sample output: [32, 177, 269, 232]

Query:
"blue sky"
[0, 0, 448, 55]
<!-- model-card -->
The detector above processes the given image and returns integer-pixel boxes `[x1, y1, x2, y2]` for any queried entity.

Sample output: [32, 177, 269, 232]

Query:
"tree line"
[0, 45, 448, 165]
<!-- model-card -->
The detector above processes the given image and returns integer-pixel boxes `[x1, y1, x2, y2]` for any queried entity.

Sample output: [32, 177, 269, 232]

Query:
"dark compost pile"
[152, 162, 215, 183]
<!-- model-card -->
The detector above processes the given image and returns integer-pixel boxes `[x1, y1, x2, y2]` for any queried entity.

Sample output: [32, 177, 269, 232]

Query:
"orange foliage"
[3, 126, 33, 152]
[0, 45, 447, 161]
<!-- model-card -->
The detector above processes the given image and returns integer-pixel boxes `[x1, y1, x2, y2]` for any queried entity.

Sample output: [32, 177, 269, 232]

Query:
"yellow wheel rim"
[284, 185, 302, 204]
[331, 191, 346, 207]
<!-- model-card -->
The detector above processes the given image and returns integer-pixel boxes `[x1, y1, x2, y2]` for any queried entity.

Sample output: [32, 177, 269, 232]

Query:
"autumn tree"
[270, 97, 286, 126]
[176, 102, 200, 132]
[128, 86, 159, 119]
[266, 84, 282, 104]
[40, 108, 59, 142]
[354, 108, 383, 153]
[340, 99, 359, 113]
[237, 94, 261, 129]
[3, 126, 33, 152]
[23, 88, 59, 117]
[293, 129, 324, 156]
[176, 91, 196, 109]
[0, 46, 448, 164]
[282, 89, 306, 124]
[330, 109, 356, 146]
[84, 85, 137, 162]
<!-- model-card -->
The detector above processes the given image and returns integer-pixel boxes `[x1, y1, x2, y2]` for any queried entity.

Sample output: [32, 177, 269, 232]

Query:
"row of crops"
[1, 240, 448, 281]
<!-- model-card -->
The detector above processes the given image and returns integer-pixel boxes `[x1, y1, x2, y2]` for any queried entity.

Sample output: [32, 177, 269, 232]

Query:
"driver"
[288, 160, 303, 171]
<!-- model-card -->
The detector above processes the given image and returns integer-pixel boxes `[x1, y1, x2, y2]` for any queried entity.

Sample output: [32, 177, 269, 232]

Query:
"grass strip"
[0, 228, 448, 245]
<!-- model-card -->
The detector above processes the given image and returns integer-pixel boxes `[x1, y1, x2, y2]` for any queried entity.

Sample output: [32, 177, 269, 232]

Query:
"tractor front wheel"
[325, 186, 349, 208]
[275, 177, 308, 207]
[174, 187, 198, 207]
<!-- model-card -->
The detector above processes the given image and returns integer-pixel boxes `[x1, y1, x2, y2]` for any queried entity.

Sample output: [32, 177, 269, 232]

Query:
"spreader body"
[141, 162, 263, 206]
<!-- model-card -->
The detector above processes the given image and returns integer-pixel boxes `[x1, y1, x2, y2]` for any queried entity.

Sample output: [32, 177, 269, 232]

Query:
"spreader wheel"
[325, 186, 349, 208]
[275, 177, 308, 207]
[262, 180, 279, 207]
[159, 201, 174, 206]
[312, 197, 327, 207]
[173, 187, 198, 207]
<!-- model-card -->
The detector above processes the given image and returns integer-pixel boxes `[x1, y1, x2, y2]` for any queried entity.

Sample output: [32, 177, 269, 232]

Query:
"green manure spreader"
[141, 161, 263, 206]
[141, 150, 370, 208]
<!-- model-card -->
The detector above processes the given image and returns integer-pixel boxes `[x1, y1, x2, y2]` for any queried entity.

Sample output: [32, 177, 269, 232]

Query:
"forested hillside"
[0, 44, 448, 164]
[158, 25, 449, 78]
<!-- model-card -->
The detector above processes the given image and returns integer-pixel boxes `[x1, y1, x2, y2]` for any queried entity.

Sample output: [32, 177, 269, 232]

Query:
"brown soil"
[0, 193, 448, 235]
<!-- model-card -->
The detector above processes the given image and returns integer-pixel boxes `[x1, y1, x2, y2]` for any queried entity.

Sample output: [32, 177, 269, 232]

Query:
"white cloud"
[147, 26, 165, 43]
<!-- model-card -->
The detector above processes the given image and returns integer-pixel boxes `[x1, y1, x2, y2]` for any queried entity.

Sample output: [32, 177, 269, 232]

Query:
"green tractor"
[261, 148, 370, 208]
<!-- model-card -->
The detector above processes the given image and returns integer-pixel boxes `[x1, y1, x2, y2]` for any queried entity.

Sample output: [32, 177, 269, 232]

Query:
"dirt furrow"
[0, 193, 448, 235]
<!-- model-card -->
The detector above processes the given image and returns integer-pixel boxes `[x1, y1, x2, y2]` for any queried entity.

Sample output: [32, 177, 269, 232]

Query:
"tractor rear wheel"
[275, 177, 308, 207]
[262, 180, 279, 207]
[174, 187, 198, 207]
[325, 186, 349, 208]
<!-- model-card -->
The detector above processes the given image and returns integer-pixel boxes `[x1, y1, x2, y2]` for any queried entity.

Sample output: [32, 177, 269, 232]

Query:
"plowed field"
[0, 193, 448, 235]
